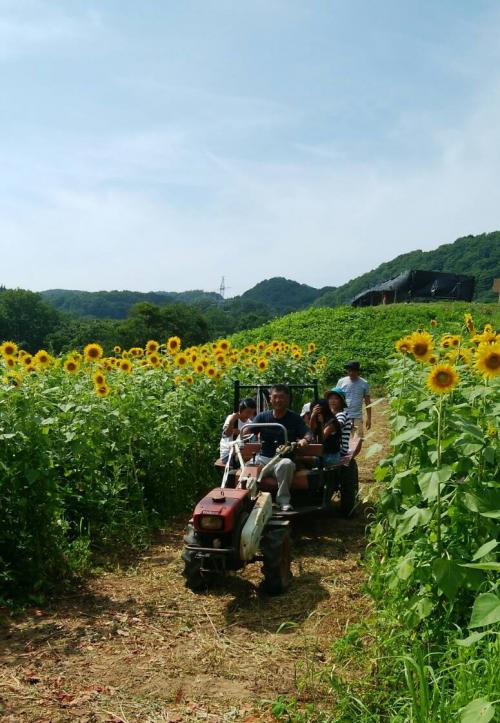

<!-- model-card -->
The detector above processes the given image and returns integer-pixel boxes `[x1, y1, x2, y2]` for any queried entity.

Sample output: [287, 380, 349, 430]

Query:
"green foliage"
[314, 231, 500, 305]
[232, 302, 500, 386]
[240, 277, 334, 315]
[0, 288, 60, 353]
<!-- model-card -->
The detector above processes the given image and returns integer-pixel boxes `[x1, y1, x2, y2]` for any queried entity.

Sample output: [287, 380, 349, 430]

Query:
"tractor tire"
[339, 459, 359, 517]
[260, 524, 292, 596]
[182, 522, 206, 592]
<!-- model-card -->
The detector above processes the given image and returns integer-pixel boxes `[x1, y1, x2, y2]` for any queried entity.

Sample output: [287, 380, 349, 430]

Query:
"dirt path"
[1, 404, 389, 723]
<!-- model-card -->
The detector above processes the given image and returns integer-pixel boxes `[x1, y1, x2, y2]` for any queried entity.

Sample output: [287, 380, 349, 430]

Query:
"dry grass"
[0, 403, 389, 723]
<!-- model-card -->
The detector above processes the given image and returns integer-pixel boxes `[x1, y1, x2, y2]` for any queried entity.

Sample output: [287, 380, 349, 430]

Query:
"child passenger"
[219, 398, 257, 463]
[309, 388, 351, 466]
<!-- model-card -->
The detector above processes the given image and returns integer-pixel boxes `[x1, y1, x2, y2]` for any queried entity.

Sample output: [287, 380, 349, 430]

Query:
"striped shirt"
[335, 411, 352, 456]
[323, 410, 352, 456]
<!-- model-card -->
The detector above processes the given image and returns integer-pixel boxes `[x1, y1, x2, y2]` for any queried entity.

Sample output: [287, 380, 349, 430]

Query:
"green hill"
[239, 277, 334, 314]
[314, 231, 500, 306]
[231, 302, 500, 386]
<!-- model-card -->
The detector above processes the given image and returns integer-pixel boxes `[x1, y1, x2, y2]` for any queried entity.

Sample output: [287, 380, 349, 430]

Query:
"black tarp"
[351, 270, 475, 307]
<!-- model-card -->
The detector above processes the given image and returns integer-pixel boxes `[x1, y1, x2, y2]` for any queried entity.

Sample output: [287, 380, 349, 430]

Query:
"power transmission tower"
[219, 276, 230, 299]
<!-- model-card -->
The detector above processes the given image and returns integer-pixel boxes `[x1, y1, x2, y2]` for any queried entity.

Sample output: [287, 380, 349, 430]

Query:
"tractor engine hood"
[193, 488, 250, 533]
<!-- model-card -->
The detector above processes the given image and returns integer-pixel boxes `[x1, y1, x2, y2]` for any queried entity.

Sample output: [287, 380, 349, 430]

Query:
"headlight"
[199, 515, 224, 531]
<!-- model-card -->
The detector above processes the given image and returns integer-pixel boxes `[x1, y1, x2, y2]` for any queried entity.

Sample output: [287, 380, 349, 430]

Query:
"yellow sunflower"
[427, 363, 460, 395]
[257, 341, 266, 350]
[194, 362, 204, 373]
[464, 313, 475, 334]
[120, 359, 133, 373]
[93, 371, 106, 387]
[64, 359, 80, 374]
[410, 331, 434, 361]
[167, 336, 181, 354]
[206, 365, 217, 378]
[185, 375, 194, 384]
[146, 340, 160, 354]
[148, 353, 160, 367]
[217, 339, 230, 352]
[175, 352, 188, 368]
[307, 342, 317, 353]
[256, 357, 268, 371]
[95, 385, 110, 398]
[430, 319, 438, 328]
[34, 350, 51, 368]
[5, 356, 16, 369]
[475, 342, 500, 379]
[395, 336, 412, 354]
[84, 343, 103, 362]
[1, 341, 18, 357]
[113, 345, 121, 354]
[22, 355, 33, 366]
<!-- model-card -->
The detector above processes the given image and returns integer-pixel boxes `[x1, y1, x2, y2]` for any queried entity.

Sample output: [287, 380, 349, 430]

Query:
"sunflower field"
[0, 337, 323, 602]
[340, 316, 500, 720]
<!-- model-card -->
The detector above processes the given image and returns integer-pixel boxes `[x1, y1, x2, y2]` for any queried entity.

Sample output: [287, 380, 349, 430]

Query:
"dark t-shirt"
[253, 410, 308, 457]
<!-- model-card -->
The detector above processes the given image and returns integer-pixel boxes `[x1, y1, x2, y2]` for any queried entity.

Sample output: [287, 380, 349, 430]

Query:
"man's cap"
[344, 360, 361, 371]
[326, 387, 347, 406]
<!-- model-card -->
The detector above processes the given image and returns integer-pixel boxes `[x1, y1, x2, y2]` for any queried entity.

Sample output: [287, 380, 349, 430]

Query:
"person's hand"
[311, 404, 323, 420]
[297, 438, 309, 448]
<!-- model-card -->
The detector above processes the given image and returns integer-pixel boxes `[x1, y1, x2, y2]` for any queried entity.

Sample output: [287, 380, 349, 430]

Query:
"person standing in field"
[336, 361, 371, 437]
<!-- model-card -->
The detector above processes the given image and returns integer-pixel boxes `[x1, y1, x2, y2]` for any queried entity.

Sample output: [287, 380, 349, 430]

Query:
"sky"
[1, 0, 500, 296]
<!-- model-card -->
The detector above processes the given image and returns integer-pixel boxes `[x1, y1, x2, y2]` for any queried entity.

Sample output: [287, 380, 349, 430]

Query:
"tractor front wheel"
[182, 523, 206, 592]
[260, 523, 292, 595]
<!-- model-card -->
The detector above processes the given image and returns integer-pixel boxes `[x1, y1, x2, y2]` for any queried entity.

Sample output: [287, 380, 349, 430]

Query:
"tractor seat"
[214, 441, 262, 469]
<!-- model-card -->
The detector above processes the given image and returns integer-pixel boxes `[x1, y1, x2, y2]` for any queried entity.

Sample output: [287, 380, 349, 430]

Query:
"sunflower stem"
[436, 396, 443, 556]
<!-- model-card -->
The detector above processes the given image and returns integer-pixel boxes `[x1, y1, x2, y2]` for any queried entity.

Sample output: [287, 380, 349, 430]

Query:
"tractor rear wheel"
[339, 459, 359, 517]
[182, 522, 206, 592]
[260, 523, 292, 595]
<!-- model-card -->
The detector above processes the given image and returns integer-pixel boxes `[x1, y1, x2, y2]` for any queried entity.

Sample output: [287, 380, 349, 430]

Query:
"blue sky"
[1, 0, 499, 295]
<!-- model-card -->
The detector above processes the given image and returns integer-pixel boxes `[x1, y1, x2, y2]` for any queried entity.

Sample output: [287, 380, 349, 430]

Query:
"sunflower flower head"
[167, 336, 181, 354]
[475, 342, 500, 379]
[84, 343, 104, 362]
[410, 331, 434, 361]
[1, 341, 18, 358]
[146, 340, 160, 354]
[64, 358, 80, 374]
[427, 363, 460, 395]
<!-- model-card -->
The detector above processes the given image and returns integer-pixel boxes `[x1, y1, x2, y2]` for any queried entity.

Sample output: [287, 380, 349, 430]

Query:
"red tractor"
[182, 382, 362, 594]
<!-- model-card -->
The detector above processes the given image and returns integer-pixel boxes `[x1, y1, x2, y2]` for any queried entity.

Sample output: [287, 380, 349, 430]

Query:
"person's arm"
[223, 412, 240, 438]
[297, 415, 314, 447]
[308, 404, 323, 433]
[364, 387, 372, 430]
[322, 416, 340, 439]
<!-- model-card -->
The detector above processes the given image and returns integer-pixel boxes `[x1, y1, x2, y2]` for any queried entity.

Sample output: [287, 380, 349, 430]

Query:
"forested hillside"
[314, 231, 499, 306]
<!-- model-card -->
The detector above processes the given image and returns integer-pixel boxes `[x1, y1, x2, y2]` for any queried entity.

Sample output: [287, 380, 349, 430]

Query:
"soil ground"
[0, 402, 389, 723]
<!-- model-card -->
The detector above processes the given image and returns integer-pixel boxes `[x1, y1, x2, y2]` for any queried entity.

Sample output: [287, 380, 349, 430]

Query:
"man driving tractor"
[252, 384, 313, 511]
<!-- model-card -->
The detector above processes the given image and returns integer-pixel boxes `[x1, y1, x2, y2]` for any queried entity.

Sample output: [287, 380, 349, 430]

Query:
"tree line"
[0, 287, 273, 353]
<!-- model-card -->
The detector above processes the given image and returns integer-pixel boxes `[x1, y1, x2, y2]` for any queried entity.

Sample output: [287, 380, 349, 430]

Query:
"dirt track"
[0, 403, 388, 723]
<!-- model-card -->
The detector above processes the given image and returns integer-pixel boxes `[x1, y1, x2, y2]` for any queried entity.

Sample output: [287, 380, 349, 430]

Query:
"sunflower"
[22, 355, 33, 366]
[217, 339, 230, 352]
[427, 363, 460, 395]
[430, 319, 438, 328]
[307, 342, 317, 353]
[395, 336, 412, 354]
[34, 350, 51, 368]
[120, 359, 132, 373]
[166, 336, 181, 354]
[5, 371, 22, 387]
[25, 365, 36, 374]
[64, 359, 80, 374]
[5, 357, 16, 369]
[256, 357, 268, 371]
[257, 341, 266, 350]
[84, 343, 103, 362]
[292, 351, 302, 359]
[95, 385, 110, 398]
[206, 365, 217, 378]
[130, 347, 143, 357]
[93, 371, 106, 387]
[440, 334, 460, 349]
[264, 349, 272, 358]
[185, 375, 194, 384]
[1, 341, 18, 357]
[174, 352, 188, 368]
[475, 342, 500, 379]
[410, 331, 434, 361]
[146, 340, 160, 354]
[122, 350, 129, 359]
[464, 313, 475, 334]
[195, 363, 204, 374]
[113, 345, 121, 354]
[478, 328, 497, 344]
[215, 353, 225, 364]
